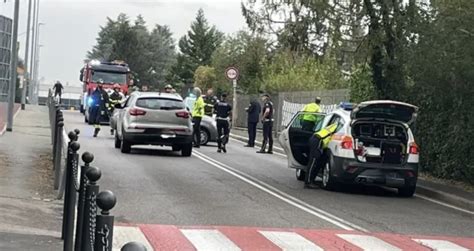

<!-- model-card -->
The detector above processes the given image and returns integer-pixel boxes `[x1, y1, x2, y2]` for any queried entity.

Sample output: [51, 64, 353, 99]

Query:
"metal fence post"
[74, 152, 94, 251]
[53, 120, 64, 190]
[61, 131, 77, 240]
[95, 190, 117, 251]
[82, 166, 101, 251]
[64, 141, 80, 251]
[53, 111, 63, 166]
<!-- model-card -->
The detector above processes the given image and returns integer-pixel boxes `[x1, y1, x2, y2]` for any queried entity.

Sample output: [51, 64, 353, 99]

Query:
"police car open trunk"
[350, 101, 418, 165]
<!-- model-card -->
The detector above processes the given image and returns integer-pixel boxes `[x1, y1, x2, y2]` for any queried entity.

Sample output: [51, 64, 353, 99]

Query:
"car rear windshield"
[354, 104, 415, 124]
[136, 97, 185, 110]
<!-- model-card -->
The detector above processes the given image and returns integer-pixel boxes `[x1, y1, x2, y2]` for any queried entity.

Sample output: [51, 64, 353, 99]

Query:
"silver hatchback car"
[114, 92, 193, 156]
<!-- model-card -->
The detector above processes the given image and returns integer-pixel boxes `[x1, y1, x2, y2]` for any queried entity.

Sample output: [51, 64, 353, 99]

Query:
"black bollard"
[53, 121, 64, 190]
[62, 131, 77, 240]
[64, 141, 80, 251]
[121, 242, 147, 251]
[53, 114, 64, 165]
[82, 166, 101, 251]
[95, 190, 117, 251]
[74, 129, 81, 141]
[74, 152, 94, 251]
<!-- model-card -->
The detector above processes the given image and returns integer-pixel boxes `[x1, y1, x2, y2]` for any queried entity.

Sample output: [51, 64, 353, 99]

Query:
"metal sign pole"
[232, 79, 237, 126]
[21, 0, 33, 110]
[6, 0, 20, 131]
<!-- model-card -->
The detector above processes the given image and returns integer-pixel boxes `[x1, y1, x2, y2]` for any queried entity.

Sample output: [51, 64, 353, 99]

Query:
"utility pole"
[6, 0, 20, 131]
[28, 0, 38, 103]
[21, 0, 33, 110]
[32, 24, 43, 104]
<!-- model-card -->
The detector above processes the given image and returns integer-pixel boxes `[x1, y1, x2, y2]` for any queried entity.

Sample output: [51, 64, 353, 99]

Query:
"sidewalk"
[0, 105, 62, 250]
[230, 127, 474, 212]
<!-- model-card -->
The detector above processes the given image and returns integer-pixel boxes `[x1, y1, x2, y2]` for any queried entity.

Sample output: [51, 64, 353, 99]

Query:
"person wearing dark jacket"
[89, 82, 109, 137]
[245, 98, 261, 147]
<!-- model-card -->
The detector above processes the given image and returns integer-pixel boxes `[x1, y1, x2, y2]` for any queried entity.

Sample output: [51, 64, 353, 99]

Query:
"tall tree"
[173, 8, 224, 84]
[87, 14, 177, 90]
[211, 30, 268, 94]
[148, 25, 177, 88]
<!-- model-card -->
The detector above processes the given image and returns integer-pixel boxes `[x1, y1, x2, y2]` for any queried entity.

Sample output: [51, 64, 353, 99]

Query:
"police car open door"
[279, 112, 326, 169]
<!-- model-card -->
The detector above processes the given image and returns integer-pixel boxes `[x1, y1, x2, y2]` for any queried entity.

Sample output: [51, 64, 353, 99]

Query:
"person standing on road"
[203, 88, 218, 117]
[90, 82, 110, 137]
[245, 97, 261, 147]
[192, 87, 205, 148]
[214, 94, 232, 153]
[53, 81, 64, 102]
[257, 94, 274, 154]
[109, 84, 125, 135]
[301, 97, 322, 131]
[305, 123, 338, 189]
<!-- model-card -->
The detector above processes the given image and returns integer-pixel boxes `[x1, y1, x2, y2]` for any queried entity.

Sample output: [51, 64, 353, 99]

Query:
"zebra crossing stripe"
[180, 229, 241, 251]
[259, 231, 324, 251]
[413, 239, 470, 251]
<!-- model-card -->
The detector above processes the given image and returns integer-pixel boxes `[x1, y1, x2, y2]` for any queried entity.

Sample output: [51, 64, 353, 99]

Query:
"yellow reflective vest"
[192, 96, 205, 118]
[302, 103, 322, 122]
[315, 123, 338, 149]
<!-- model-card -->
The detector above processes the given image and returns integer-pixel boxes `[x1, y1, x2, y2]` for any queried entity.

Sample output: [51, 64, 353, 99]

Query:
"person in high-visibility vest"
[305, 123, 338, 189]
[192, 87, 205, 148]
[301, 97, 322, 131]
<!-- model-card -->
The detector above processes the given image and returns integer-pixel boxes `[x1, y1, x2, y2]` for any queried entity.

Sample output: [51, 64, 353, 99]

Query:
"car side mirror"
[114, 103, 123, 109]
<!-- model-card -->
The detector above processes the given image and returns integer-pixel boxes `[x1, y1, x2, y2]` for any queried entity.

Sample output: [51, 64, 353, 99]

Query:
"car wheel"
[181, 143, 192, 157]
[80, 105, 84, 114]
[320, 154, 338, 191]
[114, 133, 121, 149]
[84, 115, 88, 123]
[200, 128, 210, 146]
[172, 145, 182, 151]
[296, 169, 306, 181]
[121, 138, 132, 153]
[398, 185, 416, 197]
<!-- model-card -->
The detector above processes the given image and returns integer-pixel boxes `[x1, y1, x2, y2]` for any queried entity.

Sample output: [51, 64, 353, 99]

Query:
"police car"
[279, 101, 419, 197]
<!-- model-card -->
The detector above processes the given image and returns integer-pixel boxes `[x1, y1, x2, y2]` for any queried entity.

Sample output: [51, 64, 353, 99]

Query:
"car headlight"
[87, 97, 94, 106]
[212, 120, 217, 127]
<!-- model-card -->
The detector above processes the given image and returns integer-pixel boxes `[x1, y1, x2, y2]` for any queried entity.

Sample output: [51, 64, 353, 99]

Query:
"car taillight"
[129, 108, 146, 116]
[341, 135, 353, 149]
[176, 111, 190, 119]
[409, 142, 419, 155]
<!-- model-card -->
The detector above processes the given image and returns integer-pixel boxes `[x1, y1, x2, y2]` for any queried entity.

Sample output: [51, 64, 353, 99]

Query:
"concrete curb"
[229, 132, 286, 154]
[415, 185, 474, 213]
[230, 130, 474, 214]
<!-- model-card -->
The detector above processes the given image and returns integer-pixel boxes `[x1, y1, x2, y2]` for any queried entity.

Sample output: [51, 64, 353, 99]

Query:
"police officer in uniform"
[305, 123, 338, 189]
[89, 82, 110, 137]
[214, 94, 232, 153]
[301, 97, 322, 131]
[203, 88, 218, 117]
[257, 94, 274, 154]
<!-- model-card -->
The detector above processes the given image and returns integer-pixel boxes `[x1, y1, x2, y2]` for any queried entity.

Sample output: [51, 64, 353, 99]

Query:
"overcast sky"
[0, 0, 246, 88]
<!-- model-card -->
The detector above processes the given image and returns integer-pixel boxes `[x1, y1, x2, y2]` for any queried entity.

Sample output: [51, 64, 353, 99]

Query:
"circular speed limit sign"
[225, 67, 239, 81]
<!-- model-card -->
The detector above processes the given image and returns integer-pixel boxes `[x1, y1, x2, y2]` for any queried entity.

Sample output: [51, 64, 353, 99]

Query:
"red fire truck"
[79, 60, 132, 124]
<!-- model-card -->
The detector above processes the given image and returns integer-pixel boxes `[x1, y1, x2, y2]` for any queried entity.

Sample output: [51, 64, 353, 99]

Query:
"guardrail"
[47, 89, 146, 251]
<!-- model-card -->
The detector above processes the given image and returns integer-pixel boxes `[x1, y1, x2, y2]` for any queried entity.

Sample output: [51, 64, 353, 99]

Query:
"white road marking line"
[180, 229, 241, 251]
[414, 194, 474, 216]
[337, 234, 402, 251]
[193, 151, 368, 232]
[413, 239, 470, 251]
[113, 226, 154, 251]
[259, 231, 324, 251]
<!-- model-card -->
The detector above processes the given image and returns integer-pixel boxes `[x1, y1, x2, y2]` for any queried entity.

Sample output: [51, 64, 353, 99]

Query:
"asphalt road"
[64, 111, 474, 238]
